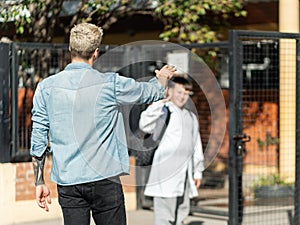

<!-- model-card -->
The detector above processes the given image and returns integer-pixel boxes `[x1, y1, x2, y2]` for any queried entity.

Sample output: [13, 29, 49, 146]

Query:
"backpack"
[136, 105, 171, 166]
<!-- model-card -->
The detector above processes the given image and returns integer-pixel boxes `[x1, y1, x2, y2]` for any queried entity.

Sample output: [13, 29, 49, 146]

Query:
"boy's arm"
[193, 134, 204, 178]
[139, 101, 166, 133]
[192, 116, 205, 180]
[193, 132, 204, 188]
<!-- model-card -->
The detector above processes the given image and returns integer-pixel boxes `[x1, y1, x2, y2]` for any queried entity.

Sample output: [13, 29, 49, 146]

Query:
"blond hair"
[69, 23, 103, 60]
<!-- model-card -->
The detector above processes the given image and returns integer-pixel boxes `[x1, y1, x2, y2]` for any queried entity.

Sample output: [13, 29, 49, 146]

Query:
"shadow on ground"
[187, 221, 204, 225]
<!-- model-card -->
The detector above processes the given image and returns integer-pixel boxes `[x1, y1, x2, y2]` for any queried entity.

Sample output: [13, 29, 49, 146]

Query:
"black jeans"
[57, 177, 126, 225]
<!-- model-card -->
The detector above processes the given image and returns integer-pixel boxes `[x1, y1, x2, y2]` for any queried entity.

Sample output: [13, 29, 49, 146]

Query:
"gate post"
[294, 38, 300, 225]
[228, 30, 244, 225]
[0, 43, 11, 162]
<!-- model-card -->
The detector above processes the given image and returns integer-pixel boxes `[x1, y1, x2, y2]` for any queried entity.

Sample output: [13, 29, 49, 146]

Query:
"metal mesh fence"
[241, 40, 292, 225]
[229, 31, 299, 225]
[9, 42, 230, 214]
[11, 43, 70, 161]
[4, 35, 300, 224]
[11, 44, 118, 160]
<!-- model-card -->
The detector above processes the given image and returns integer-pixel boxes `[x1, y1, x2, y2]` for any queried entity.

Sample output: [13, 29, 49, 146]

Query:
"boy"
[139, 76, 204, 225]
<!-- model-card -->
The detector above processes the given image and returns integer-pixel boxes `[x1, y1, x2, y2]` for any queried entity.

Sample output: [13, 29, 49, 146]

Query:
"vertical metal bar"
[228, 29, 239, 225]
[236, 39, 244, 225]
[0, 43, 11, 162]
[11, 43, 19, 157]
[228, 30, 243, 225]
[294, 37, 300, 225]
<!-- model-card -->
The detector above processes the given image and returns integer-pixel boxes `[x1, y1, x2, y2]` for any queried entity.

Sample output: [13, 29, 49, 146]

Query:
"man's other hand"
[36, 184, 52, 212]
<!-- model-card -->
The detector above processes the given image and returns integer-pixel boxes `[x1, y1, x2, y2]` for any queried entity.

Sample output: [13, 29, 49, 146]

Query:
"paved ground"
[13, 205, 293, 225]
[16, 209, 228, 225]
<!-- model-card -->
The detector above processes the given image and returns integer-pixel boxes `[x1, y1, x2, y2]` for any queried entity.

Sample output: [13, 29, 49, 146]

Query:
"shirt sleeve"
[30, 83, 50, 157]
[115, 74, 165, 105]
[192, 114, 205, 179]
[138, 101, 165, 133]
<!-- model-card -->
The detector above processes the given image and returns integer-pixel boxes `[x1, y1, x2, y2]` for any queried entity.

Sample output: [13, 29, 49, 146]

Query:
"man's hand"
[155, 65, 176, 87]
[194, 179, 202, 189]
[36, 184, 51, 212]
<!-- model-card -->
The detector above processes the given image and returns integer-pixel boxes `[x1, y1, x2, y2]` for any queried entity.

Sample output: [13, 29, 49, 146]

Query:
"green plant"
[257, 135, 279, 151]
[252, 174, 291, 189]
[252, 174, 294, 199]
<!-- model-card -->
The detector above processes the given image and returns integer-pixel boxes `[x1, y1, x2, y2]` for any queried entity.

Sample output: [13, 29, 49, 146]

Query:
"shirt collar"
[166, 101, 189, 113]
[65, 62, 93, 70]
[165, 101, 177, 113]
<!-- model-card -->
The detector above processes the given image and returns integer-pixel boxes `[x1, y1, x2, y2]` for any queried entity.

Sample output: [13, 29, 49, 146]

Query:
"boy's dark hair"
[168, 76, 193, 91]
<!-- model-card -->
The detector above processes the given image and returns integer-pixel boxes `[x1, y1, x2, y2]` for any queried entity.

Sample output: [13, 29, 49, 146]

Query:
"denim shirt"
[30, 62, 165, 185]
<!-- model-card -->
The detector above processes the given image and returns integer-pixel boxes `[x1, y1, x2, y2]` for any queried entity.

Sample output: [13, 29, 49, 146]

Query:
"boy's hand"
[194, 179, 202, 189]
[155, 65, 176, 87]
[157, 95, 171, 104]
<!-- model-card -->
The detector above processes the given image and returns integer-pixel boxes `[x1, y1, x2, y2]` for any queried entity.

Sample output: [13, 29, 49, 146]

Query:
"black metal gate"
[229, 30, 300, 225]
[0, 43, 10, 162]
[2, 32, 300, 224]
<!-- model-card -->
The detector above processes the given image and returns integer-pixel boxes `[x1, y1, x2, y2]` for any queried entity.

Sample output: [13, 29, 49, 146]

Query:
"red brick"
[15, 157, 136, 201]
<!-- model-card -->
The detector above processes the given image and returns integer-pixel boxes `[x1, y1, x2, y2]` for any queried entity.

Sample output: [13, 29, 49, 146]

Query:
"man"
[30, 23, 175, 225]
[139, 77, 204, 225]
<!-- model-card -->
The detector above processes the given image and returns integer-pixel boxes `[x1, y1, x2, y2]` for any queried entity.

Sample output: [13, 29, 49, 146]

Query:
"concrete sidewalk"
[16, 209, 228, 225]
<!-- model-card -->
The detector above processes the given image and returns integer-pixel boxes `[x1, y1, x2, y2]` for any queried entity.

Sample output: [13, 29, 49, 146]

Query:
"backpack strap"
[152, 105, 171, 142]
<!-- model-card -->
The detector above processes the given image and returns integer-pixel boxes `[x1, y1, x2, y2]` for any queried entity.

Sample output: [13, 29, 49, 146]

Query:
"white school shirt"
[139, 101, 204, 198]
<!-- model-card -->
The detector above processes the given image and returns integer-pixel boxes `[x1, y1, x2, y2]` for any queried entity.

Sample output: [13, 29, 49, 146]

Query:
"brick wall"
[121, 157, 136, 193]
[15, 156, 136, 201]
[193, 89, 279, 172]
[15, 156, 58, 201]
[192, 89, 230, 167]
